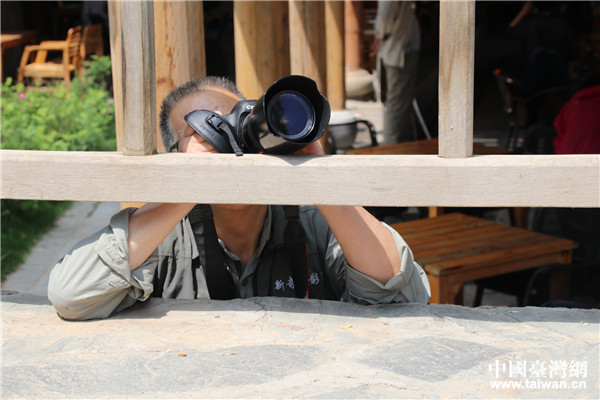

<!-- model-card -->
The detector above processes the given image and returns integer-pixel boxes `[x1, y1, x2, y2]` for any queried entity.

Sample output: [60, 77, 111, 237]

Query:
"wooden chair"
[17, 26, 83, 88]
[80, 24, 104, 61]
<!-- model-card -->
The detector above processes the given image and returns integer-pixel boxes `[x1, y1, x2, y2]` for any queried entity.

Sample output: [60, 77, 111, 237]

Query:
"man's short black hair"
[159, 76, 245, 152]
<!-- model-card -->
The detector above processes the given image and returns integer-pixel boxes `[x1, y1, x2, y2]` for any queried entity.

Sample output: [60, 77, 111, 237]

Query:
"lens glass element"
[267, 91, 315, 140]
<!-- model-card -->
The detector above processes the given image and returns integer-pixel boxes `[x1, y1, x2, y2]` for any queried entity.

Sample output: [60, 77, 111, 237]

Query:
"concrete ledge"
[2, 293, 598, 398]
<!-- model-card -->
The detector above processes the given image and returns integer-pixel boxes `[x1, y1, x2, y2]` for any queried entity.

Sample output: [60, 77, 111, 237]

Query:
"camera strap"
[187, 204, 235, 300]
[187, 205, 309, 300]
[282, 205, 309, 298]
[184, 110, 244, 156]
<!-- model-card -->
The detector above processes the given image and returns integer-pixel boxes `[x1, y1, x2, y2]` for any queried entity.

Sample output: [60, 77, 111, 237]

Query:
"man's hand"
[179, 128, 219, 154]
[370, 37, 382, 58]
[180, 131, 326, 156]
[294, 140, 325, 156]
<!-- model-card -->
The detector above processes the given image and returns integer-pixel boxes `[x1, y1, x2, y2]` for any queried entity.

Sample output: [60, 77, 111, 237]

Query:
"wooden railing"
[2, 1, 599, 209]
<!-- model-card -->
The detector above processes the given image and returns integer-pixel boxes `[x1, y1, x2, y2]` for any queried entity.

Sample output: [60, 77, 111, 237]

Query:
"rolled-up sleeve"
[337, 223, 431, 304]
[48, 208, 156, 320]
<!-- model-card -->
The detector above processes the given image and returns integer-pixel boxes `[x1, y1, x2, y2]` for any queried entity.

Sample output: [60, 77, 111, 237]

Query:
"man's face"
[169, 87, 241, 153]
[170, 87, 255, 211]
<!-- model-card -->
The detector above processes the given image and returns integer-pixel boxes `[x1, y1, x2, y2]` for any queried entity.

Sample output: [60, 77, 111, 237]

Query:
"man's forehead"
[192, 87, 240, 103]
[177, 87, 240, 112]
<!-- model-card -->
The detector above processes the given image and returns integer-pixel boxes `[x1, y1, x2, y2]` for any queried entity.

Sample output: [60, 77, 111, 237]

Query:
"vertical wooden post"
[289, 1, 329, 152]
[344, 0, 362, 71]
[438, 0, 475, 158]
[107, 2, 123, 151]
[234, 1, 290, 99]
[110, 1, 157, 156]
[325, 0, 345, 110]
[154, 0, 206, 152]
[289, 0, 326, 92]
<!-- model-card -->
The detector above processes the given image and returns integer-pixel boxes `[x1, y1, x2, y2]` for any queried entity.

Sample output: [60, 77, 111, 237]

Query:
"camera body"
[184, 75, 330, 155]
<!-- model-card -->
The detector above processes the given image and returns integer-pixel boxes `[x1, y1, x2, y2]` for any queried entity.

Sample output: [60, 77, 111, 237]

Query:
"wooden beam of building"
[2, 150, 598, 207]
[110, 1, 157, 156]
[234, 1, 290, 98]
[289, 0, 327, 92]
[289, 0, 329, 151]
[325, 0, 346, 110]
[344, 0, 362, 71]
[438, 0, 475, 158]
[154, 0, 206, 153]
[107, 2, 123, 151]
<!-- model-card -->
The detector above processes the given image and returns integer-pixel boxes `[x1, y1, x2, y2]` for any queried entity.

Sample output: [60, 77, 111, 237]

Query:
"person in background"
[508, 1, 577, 96]
[372, 1, 420, 144]
[553, 79, 600, 154]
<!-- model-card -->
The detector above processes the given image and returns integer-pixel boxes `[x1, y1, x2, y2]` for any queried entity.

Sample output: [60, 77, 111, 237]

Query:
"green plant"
[1, 200, 71, 282]
[1, 56, 117, 282]
[1, 77, 116, 150]
[82, 55, 113, 90]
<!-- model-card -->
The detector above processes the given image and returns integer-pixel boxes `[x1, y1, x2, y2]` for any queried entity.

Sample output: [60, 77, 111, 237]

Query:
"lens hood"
[264, 75, 330, 142]
[243, 75, 331, 154]
[184, 75, 330, 155]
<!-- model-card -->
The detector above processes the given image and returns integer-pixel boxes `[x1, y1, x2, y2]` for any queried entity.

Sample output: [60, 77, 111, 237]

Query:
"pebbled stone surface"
[2, 293, 598, 399]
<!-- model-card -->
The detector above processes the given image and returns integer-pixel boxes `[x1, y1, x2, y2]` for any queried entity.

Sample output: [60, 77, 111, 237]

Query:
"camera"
[184, 75, 331, 156]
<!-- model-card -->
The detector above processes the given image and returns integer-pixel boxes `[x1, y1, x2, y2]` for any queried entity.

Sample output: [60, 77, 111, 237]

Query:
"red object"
[553, 85, 600, 154]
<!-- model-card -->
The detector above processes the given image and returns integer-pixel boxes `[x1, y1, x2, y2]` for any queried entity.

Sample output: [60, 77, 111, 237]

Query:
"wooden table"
[390, 213, 577, 304]
[346, 138, 510, 155]
[1, 31, 37, 81]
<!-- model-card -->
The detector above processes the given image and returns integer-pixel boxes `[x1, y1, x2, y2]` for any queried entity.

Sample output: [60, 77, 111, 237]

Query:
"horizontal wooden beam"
[1, 150, 598, 207]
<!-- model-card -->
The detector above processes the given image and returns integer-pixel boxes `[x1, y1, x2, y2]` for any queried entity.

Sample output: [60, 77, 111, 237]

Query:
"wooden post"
[154, 0, 206, 152]
[344, 0, 362, 71]
[325, 0, 345, 110]
[234, 1, 290, 99]
[289, 1, 329, 151]
[107, 2, 123, 151]
[289, 0, 326, 91]
[111, 1, 156, 156]
[438, 0, 475, 158]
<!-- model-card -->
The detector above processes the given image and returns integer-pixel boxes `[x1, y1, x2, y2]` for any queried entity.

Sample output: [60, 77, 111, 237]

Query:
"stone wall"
[2, 293, 598, 398]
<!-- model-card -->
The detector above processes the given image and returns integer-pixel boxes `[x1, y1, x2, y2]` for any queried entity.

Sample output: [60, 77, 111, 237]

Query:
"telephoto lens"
[184, 75, 330, 155]
[240, 75, 330, 154]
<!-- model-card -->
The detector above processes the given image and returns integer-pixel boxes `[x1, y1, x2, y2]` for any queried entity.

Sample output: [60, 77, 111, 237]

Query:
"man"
[48, 77, 430, 320]
[373, 1, 420, 144]
[508, 1, 577, 96]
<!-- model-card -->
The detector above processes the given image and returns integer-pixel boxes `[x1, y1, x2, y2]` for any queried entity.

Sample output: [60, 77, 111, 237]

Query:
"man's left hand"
[294, 140, 325, 156]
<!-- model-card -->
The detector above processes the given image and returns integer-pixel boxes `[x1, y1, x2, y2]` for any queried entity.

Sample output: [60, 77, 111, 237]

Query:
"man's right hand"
[370, 37, 382, 58]
[179, 127, 219, 154]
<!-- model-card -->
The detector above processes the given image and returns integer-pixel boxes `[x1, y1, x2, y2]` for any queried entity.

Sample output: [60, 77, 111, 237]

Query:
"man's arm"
[317, 205, 432, 304]
[48, 208, 157, 320]
[296, 142, 404, 285]
[317, 205, 402, 284]
[509, 1, 533, 28]
[296, 143, 430, 302]
[128, 203, 194, 270]
[48, 130, 216, 320]
[128, 130, 217, 269]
